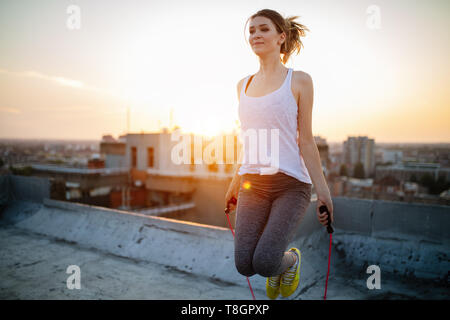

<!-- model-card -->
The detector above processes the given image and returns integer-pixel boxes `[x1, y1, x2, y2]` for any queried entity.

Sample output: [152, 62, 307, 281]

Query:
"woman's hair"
[244, 9, 309, 64]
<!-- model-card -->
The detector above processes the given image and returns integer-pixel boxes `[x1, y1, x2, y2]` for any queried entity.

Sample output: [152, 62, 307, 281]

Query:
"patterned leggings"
[234, 172, 312, 277]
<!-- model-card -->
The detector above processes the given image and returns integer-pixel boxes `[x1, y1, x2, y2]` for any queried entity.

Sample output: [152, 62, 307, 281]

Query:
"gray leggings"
[234, 172, 312, 277]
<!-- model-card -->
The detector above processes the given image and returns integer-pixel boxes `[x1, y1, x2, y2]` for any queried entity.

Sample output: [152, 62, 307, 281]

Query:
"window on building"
[131, 146, 137, 168]
[147, 147, 154, 168]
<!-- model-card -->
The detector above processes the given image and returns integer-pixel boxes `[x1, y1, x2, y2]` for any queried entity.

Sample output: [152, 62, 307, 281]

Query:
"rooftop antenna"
[127, 105, 130, 133]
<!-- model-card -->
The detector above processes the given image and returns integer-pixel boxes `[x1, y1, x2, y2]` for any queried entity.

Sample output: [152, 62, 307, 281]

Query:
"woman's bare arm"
[296, 71, 334, 223]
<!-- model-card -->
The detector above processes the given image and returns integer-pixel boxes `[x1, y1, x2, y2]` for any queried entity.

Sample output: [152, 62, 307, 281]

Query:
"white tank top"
[237, 68, 312, 184]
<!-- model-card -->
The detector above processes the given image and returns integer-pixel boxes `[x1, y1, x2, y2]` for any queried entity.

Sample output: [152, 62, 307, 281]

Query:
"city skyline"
[0, 0, 449, 143]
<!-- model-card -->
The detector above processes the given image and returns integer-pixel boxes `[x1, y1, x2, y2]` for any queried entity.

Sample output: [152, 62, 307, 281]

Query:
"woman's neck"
[257, 57, 287, 79]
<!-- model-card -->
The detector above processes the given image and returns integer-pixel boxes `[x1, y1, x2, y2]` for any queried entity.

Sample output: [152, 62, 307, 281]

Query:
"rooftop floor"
[0, 225, 252, 300]
[0, 174, 448, 300]
[1, 224, 447, 300]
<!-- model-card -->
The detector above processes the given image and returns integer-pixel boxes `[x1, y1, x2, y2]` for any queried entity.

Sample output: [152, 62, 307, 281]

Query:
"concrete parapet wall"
[16, 198, 249, 286]
[1, 174, 50, 205]
[2, 175, 449, 291]
[329, 197, 449, 280]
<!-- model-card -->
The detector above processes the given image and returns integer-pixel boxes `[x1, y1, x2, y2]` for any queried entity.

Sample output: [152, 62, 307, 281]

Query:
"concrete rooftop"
[0, 174, 448, 300]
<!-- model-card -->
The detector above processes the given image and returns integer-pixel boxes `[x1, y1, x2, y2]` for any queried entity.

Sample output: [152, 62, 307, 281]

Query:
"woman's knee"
[234, 251, 256, 277]
[252, 249, 280, 277]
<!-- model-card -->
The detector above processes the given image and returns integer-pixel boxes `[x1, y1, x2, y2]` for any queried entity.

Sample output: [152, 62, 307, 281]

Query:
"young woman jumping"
[225, 9, 334, 300]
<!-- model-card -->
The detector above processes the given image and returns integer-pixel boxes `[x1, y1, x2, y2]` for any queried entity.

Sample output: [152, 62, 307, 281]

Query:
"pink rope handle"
[225, 204, 256, 300]
[323, 233, 332, 300]
[319, 204, 334, 300]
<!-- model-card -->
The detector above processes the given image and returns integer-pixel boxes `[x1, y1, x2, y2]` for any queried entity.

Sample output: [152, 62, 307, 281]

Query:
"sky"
[0, 0, 449, 143]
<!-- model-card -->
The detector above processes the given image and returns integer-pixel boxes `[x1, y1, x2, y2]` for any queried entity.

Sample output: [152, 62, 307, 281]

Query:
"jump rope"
[224, 196, 334, 300]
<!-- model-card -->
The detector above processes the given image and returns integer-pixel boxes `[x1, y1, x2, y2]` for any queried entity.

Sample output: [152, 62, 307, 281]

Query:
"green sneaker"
[266, 274, 281, 299]
[280, 248, 301, 298]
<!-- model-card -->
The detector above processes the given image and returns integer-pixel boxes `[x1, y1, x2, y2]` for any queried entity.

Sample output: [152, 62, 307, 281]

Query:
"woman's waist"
[240, 146, 302, 167]
[239, 170, 310, 191]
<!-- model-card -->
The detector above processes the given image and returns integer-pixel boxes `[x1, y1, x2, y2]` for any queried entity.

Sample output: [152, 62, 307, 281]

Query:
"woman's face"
[248, 16, 285, 55]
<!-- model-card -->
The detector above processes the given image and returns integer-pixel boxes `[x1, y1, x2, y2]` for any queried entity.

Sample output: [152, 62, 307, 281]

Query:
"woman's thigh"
[253, 180, 312, 262]
[234, 180, 274, 276]
[234, 183, 273, 254]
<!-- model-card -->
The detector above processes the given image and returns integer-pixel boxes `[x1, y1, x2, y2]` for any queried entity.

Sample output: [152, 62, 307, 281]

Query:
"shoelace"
[268, 275, 281, 288]
[281, 252, 298, 286]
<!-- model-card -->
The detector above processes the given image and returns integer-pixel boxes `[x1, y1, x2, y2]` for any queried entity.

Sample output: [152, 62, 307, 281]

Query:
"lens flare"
[243, 181, 251, 190]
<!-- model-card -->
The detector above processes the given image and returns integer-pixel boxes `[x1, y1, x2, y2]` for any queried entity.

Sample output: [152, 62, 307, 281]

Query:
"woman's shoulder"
[292, 69, 312, 84]
[237, 76, 247, 90]
[291, 70, 313, 102]
[236, 76, 248, 101]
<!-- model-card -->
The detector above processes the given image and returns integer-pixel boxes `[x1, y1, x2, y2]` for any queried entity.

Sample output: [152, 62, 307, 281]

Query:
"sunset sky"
[0, 0, 449, 143]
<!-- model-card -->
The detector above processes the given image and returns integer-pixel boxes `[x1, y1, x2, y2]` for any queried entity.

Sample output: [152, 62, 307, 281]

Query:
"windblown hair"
[245, 9, 310, 64]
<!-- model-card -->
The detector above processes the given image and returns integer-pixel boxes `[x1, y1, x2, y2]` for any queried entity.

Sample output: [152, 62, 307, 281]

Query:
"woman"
[225, 9, 334, 300]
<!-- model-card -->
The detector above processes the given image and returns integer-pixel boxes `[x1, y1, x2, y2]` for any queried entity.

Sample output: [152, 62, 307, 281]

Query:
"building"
[314, 135, 330, 176]
[375, 161, 450, 183]
[382, 149, 403, 164]
[342, 136, 376, 178]
[100, 136, 126, 168]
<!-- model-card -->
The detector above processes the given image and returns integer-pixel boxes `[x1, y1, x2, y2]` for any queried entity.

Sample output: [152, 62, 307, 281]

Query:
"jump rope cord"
[320, 204, 334, 301]
[226, 198, 333, 301]
[324, 233, 332, 300]
[225, 211, 256, 300]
